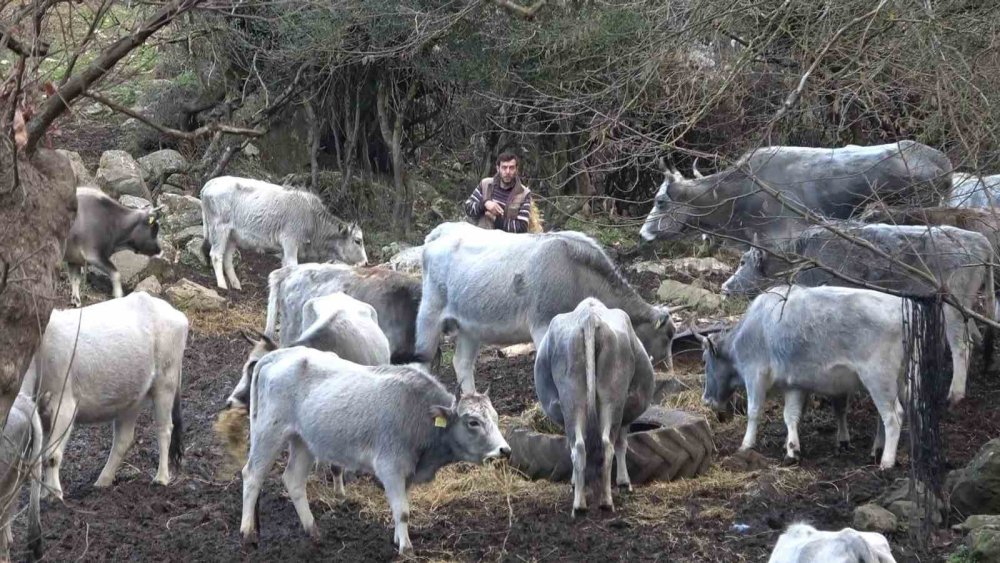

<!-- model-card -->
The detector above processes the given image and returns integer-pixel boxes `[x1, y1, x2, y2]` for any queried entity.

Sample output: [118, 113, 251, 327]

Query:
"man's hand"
[484, 200, 503, 215]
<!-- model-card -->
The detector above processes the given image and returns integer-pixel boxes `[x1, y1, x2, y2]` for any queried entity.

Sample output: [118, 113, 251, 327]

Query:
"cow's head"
[640, 168, 692, 242]
[318, 222, 367, 266]
[697, 331, 739, 415]
[127, 209, 163, 256]
[721, 243, 768, 297]
[632, 306, 677, 369]
[431, 391, 510, 463]
[226, 330, 279, 409]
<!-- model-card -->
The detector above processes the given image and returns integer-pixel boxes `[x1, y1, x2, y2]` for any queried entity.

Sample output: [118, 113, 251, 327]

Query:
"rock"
[96, 150, 150, 199]
[498, 343, 535, 358]
[137, 149, 188, 183]
[119, 195, 152, 210]
[967, 528, 1000, 561]
[182, 237, 209, 268]
[135, 276, 162, 296]
[388, 245, 423, 275]
[165, 279, 226, 311]
[878, 478, 945, 528]
[627, 261, 670, 278]
[955, 514, 1000, 532]
[720, 450, 770, 472]
[853, 504, 899, 533]
[656, 280, 724, 313]
[55, 149, 95, 187]
[951, 438, 1000, 518]
[663, 257, 733, 279]
[157, 193, 202, 235]
[89, 251, 172, 290]
[169, 225, 205, 248]
[244, 143, 261, 158]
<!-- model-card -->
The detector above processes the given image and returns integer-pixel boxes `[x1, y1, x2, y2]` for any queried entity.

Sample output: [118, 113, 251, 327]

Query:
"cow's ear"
[339, 224, 349, 235]
[429, 405, 454, 428]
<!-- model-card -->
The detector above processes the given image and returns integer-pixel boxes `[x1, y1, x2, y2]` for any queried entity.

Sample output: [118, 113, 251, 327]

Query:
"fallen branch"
[493, 0, 546, 19]
[83, 92, 265, 140]
[0, 25, 49, 57]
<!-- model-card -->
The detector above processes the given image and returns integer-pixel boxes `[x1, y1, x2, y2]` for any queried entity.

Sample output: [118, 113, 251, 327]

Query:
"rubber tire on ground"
[506, 406, 717, 483]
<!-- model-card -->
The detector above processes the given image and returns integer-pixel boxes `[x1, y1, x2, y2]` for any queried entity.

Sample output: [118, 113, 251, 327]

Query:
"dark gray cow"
[534, 298, 654, 515]
[64, 187, 162, 306]
[240, 348, 510, 555]
[946, 172, 1000, 209]
[416, 223, 676, 394]
[699, 285, 907, 469]
[721, 222, 995, 405]
[640, 141, 952, 245]
[0, 394, 43, 562]
[200, 176, 367, 291]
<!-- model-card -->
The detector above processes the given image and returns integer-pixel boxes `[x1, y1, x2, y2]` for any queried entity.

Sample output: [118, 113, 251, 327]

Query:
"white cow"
[200, 176, 367, 290]
[769, 523, 896, 562]
[23, 292, 188, 498]
[0, 394, 43, 562]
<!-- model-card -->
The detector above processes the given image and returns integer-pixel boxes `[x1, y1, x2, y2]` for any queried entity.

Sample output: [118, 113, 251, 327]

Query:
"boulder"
[955, 514, 1000, 532]
[878, 478, 944, 528]
[169, 225, 205, 248]
[157, 193, 202, 235]
[498, 343, 535, 358]
[656, 280, 724, 314]
[97, 150, 150, 199]
[853, 504, 899, 533]
[90, 251, 172, 289]
[626, 261, 670, 278]
[951, 438, 1000, 518]
[663, 257, 733, 279]
[967, 528, 1000, 561]
[388, 245, 423, 275]
[119, 195, 152, 211]
[165, 279, 226, 311]
[137, 149, 189, 183]
[55, 149, 96, 187]
[135, 276, 163, 296]
[181, 237, 209, 268]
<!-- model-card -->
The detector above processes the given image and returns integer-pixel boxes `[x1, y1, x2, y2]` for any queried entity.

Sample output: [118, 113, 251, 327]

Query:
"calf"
[240, 348, 510, 555]
[769, 523, 896, 563]
[697, 285, 906, 469]
[0, 394, 43, 562]
[200, 176, 367, 290]
[64, 187, 162, 306]
[534, 298, 654, 515]
[23, 292, 188, 498]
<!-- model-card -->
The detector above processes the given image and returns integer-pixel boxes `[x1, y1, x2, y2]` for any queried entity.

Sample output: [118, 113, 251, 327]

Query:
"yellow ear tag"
[148, 216, 156, 225]
[434, 416, 448, 428]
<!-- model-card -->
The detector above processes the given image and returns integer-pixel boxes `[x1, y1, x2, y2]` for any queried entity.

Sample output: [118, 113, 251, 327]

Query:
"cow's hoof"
[152, 475, 170, 486]
[93, 476, 114, 488]
[398, 544, 414, 558]
[599, 502, 615, 512]
[781, 454, 800, 466]
[838, 441, 853, 453]
[617, 482, 633, 493]
[949, 395, 965, 410]
[571, 506, 588, 519]
[308, 526, 322, 544]
[241, 531, 258, 547]
[872, 448, 884, 462]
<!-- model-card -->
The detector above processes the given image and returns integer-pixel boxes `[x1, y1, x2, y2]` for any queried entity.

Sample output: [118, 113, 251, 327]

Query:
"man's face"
[497, 158, 518, 184]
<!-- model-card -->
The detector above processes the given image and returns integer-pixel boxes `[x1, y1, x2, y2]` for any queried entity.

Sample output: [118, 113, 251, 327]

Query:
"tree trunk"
[306, 103, 321, 190]
[0, 145, 76, 422]
[340, 84, 362, 193]
[377, 75, 419, 235]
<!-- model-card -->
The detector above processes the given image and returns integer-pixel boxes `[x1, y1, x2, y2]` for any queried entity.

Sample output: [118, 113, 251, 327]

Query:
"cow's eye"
[467, 419, 481, 429]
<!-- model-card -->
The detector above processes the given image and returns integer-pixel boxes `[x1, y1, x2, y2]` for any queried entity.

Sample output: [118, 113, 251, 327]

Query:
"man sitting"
[464, 151, 536, 233]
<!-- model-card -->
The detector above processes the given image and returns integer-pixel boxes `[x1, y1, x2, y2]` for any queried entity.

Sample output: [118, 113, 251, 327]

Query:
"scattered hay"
[214, 407, 249, 470]
[505, 403, 563, 435]
[188, 300, 265, 337]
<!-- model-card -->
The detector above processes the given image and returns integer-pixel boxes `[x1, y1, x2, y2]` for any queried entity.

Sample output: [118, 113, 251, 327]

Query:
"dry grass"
[187, 299, 266, 337]
[213, 407, 249, 473]
[503, 403, 562, 435]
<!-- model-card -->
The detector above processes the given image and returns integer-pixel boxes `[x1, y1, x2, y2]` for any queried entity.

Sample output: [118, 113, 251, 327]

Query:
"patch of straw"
[503, 402, 563, 435]
[188, 300, 266, 337]
[213, 407, 249, 472]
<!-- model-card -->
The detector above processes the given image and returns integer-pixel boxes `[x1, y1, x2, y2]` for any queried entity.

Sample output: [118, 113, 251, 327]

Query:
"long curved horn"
[657, 157, 668, 172]
[687, 320, 710, 348]
[692, 158, 704, 179]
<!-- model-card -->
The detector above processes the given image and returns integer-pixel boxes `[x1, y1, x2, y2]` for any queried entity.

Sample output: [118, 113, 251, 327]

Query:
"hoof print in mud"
[506, 406, 716, 483]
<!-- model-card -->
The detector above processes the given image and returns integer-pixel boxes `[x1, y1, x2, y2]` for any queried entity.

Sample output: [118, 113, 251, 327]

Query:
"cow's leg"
[68, 264, 84, 307]
[453, 334, 481, 395]
[614, 427, 631, 492]
[93, 255, 122, 299]
[280, 238, 299, 268]
[240, 427, 285, 544]
[414, 287, 445, 368]
[43, 401, 77, 500]
[944, 305, 969, 406]
[376, 467, 412, 555]
[782, 389, 806, 463]
[283, 438, 319, 541]
[832, 395, 851, 451]
[94, 407, 139, 487]
[223, 238, 242, 291]
[569, 411, 587, 517]
[151, 383, 177, 485]
[739, 377, 766, 452]
[209, 227, 230, 290]
[329, 465, 346, 497]
[873, 397, 903, 469]
[597, 405, 616, 511]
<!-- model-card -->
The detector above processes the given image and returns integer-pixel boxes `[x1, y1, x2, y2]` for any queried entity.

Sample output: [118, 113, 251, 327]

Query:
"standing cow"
[698, 285, 907, 468]
[64, 187, 162, 306]
[200, 176, 367, 291]
[947, 172, 1000, 209]
[534, 298, 654, 515]
[0, 394, 43, 562]
[240, 348, 510, 555]
[721, 222, 995, 405]
[640, 141, 952, 245]
[23, 292, 188, 499]
[416, 223, 676, 394]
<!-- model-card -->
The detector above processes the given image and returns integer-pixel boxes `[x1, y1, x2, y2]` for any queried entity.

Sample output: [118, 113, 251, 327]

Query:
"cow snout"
[485, 443, 512, 461]
[499, 446, 511, 458]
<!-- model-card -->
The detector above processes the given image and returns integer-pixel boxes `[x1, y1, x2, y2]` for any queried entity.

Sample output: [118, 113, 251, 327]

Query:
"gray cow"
[416, 223, 676, 394]
[721, 222, 995, 405]
[698, 285, 907, 468]
[640, 141, 952, 245]
[64, 187, 162, 306]
[0, 394, 43, 562]
[240, 347, 510, 555]
[534, 298, 654, 515]
[200, 176, 367, 291]
[23, 292, 188, 499]
[946, 172, 1000, 209]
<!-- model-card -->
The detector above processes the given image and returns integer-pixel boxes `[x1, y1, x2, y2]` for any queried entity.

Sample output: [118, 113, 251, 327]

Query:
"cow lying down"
[240, 348, 510, 555]
[697, 285, 906, 469]
[769, 523, 896, 563]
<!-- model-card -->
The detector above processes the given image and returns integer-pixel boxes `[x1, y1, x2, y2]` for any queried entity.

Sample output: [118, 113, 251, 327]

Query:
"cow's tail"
[169, 390, 184, 473]
[986, 264, 996, 322]
[264, 267, 288, 339]
[200, 199, 212, 267]
[27, 406, 43, 562]
[583, 314, 603, 486]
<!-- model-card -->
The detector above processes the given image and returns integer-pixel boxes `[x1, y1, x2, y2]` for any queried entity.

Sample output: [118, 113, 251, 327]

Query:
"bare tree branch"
[493, 0, 546, 19]
[0, 25, 50, 57]
[83, 92, 266, 139]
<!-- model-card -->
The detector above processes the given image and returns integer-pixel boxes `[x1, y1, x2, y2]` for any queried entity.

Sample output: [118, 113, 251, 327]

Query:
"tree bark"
[340, 83, 362, 193]
[377, 75, 419, 234]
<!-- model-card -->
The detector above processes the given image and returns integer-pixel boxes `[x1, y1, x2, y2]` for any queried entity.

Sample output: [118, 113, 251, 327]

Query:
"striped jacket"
[464, 176, 532, 233]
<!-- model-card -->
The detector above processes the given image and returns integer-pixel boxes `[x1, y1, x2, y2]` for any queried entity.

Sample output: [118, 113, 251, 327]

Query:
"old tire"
[506, 406, 716, 484]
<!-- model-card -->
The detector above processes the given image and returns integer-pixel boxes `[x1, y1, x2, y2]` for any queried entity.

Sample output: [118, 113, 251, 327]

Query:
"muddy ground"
[9, 249, 999, 562]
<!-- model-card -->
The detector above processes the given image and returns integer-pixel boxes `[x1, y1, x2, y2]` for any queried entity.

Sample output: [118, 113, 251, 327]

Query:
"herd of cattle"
[2, 140, 997, 560]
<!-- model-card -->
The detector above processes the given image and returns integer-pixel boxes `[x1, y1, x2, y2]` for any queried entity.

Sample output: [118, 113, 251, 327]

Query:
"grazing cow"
[859, 205, 1000, 255]
[64, 187, 162, 306]
[200, 176, 367, 290]
[416, 223, 676, 394]
[263, 263, 423, 361]
[22, 292, 187, 499]
[0, 394, 43, 562]
[640, 141, 952, 245]
[697, 285, 906, 468]
[947, 172, 1000, 208]
[769, 523, 896, 563]
[721, 222, 995, 405]
[240, 348, 510, 555]
[226, 291, 391, 409]
[534, 298, 654, 515]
